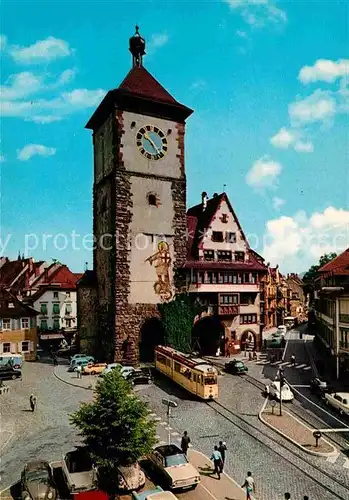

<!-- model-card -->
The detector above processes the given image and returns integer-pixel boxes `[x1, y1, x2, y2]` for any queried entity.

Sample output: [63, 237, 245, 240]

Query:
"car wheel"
[91, 371, 95, 375]
[148, 379, 152, 384]
[339, 409, 344, 415]
[11, 374, 17, 380]
[191, 484, 198, 490]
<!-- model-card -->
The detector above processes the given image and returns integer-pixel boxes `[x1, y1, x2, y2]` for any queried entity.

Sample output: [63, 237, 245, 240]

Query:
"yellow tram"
[154, 345, 219, 400]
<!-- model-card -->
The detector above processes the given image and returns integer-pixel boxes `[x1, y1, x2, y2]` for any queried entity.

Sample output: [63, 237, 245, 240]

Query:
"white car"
[267, 381, 294, 402]
[325, 392, 349, 416]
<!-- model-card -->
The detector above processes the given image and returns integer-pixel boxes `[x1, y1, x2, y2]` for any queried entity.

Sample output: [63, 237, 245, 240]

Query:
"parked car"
[83, 363, 107, 375]
[68, 359, 91, 373]
[148, 444, 200, 491]
[126, 369, 152, 385]
[132, 486, 177, 499]
[310, 378, 328, 397]
[61, 447, 98, 493]
[100, 363, 122, 376]
[270, 338, 282, 348]
[70, 354, 95, 364]
[115, 463, 145, 492]
[266, 381, 294, 401]
[121, 366, 137, 379]
[21, 460, 57, 500]
[325, 392, 349, 416]
[0, 365, 22, 381]
[224, 359, 248, 375]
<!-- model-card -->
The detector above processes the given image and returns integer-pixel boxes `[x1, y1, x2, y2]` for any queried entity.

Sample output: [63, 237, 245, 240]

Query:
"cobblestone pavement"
[0, 358, 93, 490]
[137, 367, 349, 500]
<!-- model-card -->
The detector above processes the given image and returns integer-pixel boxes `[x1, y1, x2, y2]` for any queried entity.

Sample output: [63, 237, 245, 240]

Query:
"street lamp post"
[162, 398, 178, 445]
[278, 367, 284, 416]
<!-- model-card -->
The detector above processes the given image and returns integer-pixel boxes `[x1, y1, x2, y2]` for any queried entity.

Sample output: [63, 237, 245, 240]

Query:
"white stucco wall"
[34, 289, 77, 331]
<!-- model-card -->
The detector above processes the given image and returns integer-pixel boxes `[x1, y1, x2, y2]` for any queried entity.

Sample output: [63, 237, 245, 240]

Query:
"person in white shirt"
[242, 471, 255, 499]
[77, 365, 82, 379]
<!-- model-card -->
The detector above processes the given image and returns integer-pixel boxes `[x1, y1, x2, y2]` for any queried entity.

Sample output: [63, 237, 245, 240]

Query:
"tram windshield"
[204, 376, 217, 385]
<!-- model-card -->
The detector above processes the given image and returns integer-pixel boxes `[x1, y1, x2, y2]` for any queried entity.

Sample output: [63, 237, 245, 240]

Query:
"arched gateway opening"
[240, 330, 257, 352]
[139, 318, 165, 362]
[191, 316, 224, 356]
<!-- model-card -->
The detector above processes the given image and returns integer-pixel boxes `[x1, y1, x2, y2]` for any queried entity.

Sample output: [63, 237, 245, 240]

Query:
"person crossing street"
[218, 441, 227, 472]
[29, 394, 37, 412]
[210, 446, 222, 479]
[181, 431, 190, 456]
[242, 471, 255, 500]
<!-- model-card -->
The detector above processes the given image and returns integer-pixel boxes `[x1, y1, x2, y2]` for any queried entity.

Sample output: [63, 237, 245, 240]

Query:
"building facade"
[0, 288, 38, 361]
[79, 28, 193, 363]
[314, 249, 349, 380]
[185, 192, 267, 354]
[286, 273, 307, 323]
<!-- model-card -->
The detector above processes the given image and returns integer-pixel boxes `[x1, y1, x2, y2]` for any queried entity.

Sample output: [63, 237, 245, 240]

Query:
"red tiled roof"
[319, 248, 349, 275]
[43, 265, 81, 289]
[74, 273, 84, 281]
[0, 287, 38, 317]
[118, 66, 180, 105]
[0, 258, 29, 286]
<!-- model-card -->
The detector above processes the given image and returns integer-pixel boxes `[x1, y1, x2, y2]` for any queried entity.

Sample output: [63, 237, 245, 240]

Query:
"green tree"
[303, 252, 337, 283]
[70, 369, 156, 494]
[158, 294, 202, 352]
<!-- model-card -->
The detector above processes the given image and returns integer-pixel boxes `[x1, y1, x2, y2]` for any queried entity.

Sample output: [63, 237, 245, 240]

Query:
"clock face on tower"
[136, 125, 168, 160]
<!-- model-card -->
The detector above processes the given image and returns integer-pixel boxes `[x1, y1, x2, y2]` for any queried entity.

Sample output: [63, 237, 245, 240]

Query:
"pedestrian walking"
[181, 431, 190, 456]
[241, 471, 255, 500]
[290, 354, 296, 366]
[210, 446, 222, 480]
[29, 394, 37, 412]
[53, 354, 58, 366]
[76, 364, 82, 379]
[218, 441, 227, 472]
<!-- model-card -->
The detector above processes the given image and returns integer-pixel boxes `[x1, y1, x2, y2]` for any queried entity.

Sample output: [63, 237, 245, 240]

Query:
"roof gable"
[118, 66, 179, 105]
[319, 248, 349, 275]
[0, 287, 38, 317]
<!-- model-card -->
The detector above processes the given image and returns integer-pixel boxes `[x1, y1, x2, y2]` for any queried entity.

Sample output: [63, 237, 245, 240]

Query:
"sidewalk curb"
[190, 449, 256, 500]
[258, 397, 337, 457]
[53, 367, 94, 391]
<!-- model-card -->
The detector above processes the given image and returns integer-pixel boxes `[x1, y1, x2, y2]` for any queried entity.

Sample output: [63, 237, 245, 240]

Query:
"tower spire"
[129, 25, 146, 67]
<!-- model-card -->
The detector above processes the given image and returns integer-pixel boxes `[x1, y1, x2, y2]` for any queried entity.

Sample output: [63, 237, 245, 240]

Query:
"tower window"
[148, 194, 158, 206]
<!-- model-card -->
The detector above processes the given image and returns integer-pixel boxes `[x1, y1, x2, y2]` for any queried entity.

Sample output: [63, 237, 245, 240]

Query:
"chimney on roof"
[201, 191, 208, 211]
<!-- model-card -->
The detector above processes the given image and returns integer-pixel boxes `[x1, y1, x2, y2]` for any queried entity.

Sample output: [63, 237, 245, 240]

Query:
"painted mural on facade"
[145, 241, 173, 302]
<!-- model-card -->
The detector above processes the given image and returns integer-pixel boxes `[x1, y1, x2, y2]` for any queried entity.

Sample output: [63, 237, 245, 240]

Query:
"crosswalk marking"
[171, 432, 180, 436]
[303, 366, 312, 371]
[150, 413, 157, 417]
[153, 417, 161, 421]
[295, 363, 307, 369]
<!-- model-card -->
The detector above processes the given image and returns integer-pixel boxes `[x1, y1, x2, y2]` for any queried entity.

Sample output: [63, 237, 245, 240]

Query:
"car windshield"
[165, 454, 187, 467]
[27, 469, 49, 482]
[235, 362, 243, 367]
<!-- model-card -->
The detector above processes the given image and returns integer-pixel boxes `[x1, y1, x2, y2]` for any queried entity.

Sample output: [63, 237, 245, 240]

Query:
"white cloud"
[299, 59, 349, 84]
[294, 140, 314, 153]
[0, 72, 43, 100]
[1, 88, 106, 121]
[246, 155, 282, 188]
[29, 115, 63, 124]
[17, 144, 56, 161]
[270, 127, 298, 149]
[147, 33, 169, 55]
[10, 36, 71, 64]
[0, 35, 7, 51]
[56, 68, 77, 86]
[272, 197, 285, 210]
[289, 89, 336, 125]
[262, 207, 349, 273]
[224, 0, 287, 27]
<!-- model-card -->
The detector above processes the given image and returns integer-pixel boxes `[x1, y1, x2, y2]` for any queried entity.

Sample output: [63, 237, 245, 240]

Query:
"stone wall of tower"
[112, 110, 188, 363]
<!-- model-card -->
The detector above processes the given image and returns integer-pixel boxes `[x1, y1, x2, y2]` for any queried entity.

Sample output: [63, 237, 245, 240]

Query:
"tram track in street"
[240, 372, 349, 452]
[206, 397, 349, 500]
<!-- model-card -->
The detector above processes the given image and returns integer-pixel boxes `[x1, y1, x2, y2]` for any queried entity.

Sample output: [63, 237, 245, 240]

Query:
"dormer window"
[212, 231, 224, 242]
[217, 250, 232, 261]
[220, 213, 228, 223]
[235, 251, 245, 262]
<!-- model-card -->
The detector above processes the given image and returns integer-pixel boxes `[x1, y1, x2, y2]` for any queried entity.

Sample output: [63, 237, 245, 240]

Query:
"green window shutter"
[40, 304, 47, 314]
[53, 304, 60, 314]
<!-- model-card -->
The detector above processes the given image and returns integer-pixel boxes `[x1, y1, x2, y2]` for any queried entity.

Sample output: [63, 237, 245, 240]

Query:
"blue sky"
[1, 0, 348, 273]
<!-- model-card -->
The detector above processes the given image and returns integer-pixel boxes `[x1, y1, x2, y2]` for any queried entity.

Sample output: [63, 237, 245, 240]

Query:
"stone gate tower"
[83, 27, 193, 363]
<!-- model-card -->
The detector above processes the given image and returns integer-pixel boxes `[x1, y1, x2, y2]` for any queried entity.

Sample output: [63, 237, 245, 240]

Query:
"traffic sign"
[162, 398, 178, 408]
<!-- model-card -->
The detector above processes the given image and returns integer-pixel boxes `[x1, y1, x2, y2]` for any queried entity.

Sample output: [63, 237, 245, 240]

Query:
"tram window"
[204, 376, 217, 385]
[193, 373, 197, 383]
[174, 362, 181, 373]
[156, 354, 167, 365]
